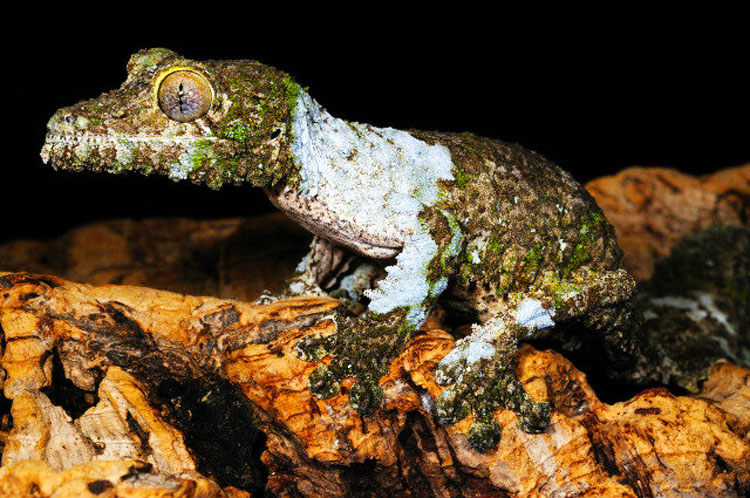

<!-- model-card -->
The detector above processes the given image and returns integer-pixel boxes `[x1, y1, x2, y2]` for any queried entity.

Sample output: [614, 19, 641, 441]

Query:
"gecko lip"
[43, 133, 226, 146]
[41, 132, 237, 168]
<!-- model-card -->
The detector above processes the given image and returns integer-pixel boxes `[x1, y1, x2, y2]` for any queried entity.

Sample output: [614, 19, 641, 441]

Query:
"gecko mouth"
[41, 129, 249, 188]
[41, 133, 229, 164]
[41, 131, 239, 179]
[43, 133, 225, 146]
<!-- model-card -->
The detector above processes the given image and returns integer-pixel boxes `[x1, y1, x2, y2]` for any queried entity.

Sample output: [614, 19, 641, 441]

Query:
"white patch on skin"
[295, 254, 310, 273]
[558, 239, 567, 253]
[437, 318, 504, 379]
[290, 90, 457, 325]
[697, 292, 737, 336]
[471, 249, 481, 264]
[370, 229, 437, 325]
[336, 261, 381, 300]
[648, 293, 737, 336]
[514, 298, 555, 330]
[649, 296, 698, 310]
[649, 296, 707, 324]
[288, 281, 305, 294]
[169, 145, 196, 180]
[115, 139, 135, 164]
[710, 336, 738, 362]
[464, 341, 496, 364]
[429, 277, 449, 298]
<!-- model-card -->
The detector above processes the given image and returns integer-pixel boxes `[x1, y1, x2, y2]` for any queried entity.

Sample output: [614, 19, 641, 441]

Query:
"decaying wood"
[0, 272, 748, 497]
[0, 459, 249, 498]
[586, 164, 750, 281]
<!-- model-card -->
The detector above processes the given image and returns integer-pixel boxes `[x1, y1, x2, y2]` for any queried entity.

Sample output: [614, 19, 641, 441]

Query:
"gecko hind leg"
[258, 235, 382, 307]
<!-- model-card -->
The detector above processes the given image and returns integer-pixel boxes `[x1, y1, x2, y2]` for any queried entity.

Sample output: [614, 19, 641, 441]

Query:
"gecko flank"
[41, 48, 640, 452]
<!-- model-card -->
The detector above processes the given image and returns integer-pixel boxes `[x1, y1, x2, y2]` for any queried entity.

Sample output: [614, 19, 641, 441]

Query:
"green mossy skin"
[629, 225, 750, 390]
[299, 308, 418, 416]
[435, 347, 552, 439]
[642, 225, 750, 308]
[412, 130, 629, 324]
[435, 386, 470, 425]
[308, 365, 341, 400]
[348, 381, 384, 416]
[467, 419, 502, 452]
[409, 130, 636, 449]
[294, 333, 329, 362]
[43, 48, 303, 190]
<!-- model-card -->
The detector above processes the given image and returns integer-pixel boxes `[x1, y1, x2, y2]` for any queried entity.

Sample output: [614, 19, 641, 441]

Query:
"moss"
[190, 140, 215, 173]
[560, 210, 606, 280]
[453, 163, 477, 189]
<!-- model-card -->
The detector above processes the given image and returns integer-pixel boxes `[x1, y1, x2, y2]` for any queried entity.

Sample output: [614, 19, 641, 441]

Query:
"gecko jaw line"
[45, 134, 224, 145]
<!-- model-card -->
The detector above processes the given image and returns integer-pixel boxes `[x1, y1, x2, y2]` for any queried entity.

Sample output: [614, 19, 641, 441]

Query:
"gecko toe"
[349, 380, 383, 416]
[518, 400, 551, 434]
[468, 419, 502, 452]
[308, 364, 340, 399]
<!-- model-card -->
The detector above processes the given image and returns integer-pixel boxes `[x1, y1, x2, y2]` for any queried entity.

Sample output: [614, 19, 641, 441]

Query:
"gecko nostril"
[63, 114, 75, 124]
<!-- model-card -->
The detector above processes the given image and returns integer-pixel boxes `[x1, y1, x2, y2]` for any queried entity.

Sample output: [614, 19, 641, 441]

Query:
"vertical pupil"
[178, 82, 185, 114]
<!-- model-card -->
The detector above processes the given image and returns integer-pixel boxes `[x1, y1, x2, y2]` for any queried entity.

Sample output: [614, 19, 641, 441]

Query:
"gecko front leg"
[296, 209, 464, 415]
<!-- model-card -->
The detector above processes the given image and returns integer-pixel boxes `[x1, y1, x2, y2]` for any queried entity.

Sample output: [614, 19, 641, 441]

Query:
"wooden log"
[0, 272, 748, 497]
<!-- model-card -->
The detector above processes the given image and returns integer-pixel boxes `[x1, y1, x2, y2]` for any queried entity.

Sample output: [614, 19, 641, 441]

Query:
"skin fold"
[42, 48, 640, 451]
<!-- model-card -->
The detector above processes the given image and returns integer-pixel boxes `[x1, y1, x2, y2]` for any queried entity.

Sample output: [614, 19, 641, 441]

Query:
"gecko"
[41, 48, 640, 451]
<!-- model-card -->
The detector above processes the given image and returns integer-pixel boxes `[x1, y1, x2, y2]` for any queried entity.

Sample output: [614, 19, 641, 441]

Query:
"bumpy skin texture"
[42, 48, 639, 451]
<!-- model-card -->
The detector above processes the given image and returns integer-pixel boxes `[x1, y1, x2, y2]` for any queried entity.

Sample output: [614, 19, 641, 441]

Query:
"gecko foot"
[434, 325, 551, 451]
[295, 311, 410, 416]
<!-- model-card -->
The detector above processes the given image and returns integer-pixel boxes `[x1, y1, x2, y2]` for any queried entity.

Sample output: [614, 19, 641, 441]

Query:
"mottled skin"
[42, 49, 639, 451]
[632, 225, 750, 390]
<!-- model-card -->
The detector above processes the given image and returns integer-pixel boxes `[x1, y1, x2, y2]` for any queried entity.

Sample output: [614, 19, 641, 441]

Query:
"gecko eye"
[157, 70, 212, 122]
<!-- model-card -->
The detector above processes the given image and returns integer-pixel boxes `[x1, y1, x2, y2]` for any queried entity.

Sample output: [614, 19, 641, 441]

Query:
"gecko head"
[41, 48, 303, 189]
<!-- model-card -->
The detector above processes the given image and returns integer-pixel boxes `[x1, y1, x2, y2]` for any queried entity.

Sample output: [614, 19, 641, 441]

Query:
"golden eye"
[157, 70, 212, 122]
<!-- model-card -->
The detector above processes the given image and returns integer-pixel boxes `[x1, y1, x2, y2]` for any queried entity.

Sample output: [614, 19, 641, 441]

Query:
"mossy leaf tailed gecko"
[42, 48, 640, 451]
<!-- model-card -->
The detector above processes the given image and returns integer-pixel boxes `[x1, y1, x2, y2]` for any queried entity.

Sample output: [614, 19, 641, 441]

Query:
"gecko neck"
[281, 91, 460, 326]
[287, 90, 455, 222]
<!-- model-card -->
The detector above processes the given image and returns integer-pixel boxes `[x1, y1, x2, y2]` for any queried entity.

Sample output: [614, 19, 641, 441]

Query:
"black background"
[1, 6, 747, 244]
